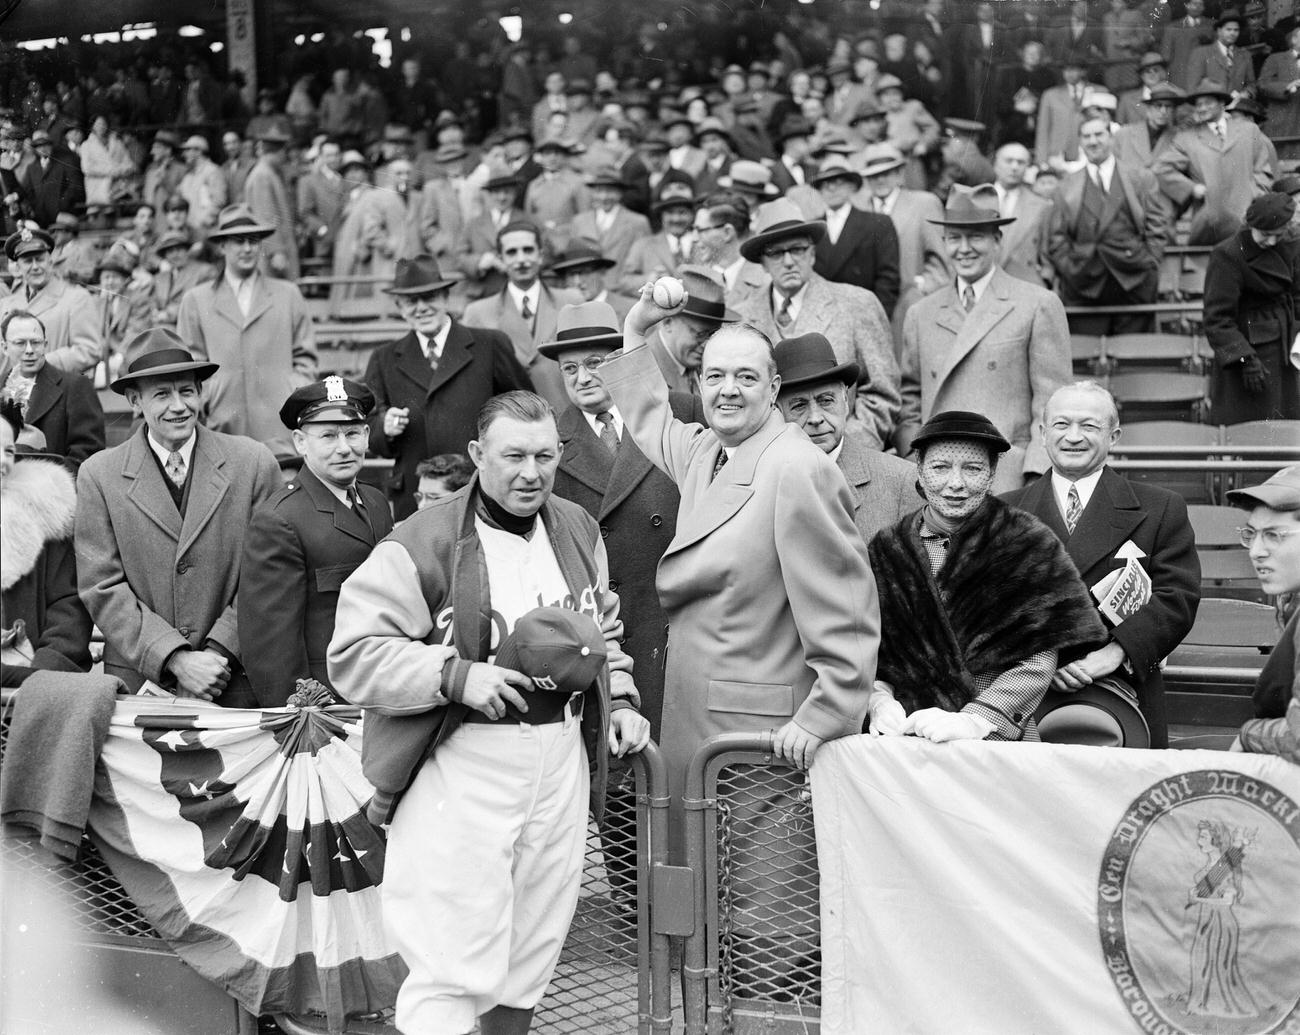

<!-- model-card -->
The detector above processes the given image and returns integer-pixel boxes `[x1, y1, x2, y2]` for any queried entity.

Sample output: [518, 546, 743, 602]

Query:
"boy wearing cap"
[0, 228, 101, 375]
[329, 389, 648, 1035]
[75, 332, 281, 706]
[1202, 192, 1300, 423]
[1226, 467, 1300, 761]
[238, 378, 393, 707]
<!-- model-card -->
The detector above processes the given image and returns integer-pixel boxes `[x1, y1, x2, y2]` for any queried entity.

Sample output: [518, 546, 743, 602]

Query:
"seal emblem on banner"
[1098, 769, 1300, 1034]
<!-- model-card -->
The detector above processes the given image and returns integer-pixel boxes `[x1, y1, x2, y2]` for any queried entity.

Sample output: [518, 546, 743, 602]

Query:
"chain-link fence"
[684, 732, 822, 1035]
[1, 689, 671, 1034]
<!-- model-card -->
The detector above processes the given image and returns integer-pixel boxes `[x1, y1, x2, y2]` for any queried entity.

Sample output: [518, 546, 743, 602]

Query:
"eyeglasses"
[301, 427, 369, 445]
[559, 357, 606, 378]
[761, 243, 812, 262]
[1237, 526, 1300, 548]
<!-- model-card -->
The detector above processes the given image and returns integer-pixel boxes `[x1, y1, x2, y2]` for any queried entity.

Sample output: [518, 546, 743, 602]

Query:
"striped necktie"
[1065, 485, 1082, 533]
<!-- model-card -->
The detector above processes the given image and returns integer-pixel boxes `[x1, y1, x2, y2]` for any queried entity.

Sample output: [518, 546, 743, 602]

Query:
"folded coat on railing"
[812, 736, 1300, 1035]
[87, 697, 404, 1029]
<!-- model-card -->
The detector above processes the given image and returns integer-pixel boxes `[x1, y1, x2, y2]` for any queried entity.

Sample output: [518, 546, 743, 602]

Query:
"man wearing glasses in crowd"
[238, 377, 393, 707]
[735, 198, 900, 450]
[364, 254, 532, 520]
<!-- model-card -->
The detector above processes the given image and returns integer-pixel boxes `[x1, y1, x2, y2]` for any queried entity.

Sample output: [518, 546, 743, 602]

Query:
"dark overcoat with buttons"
[238, 466, 393, 707]
[551, 393, 702, 736]
[363, 321, 533, 521]
[75, 425, 282, 706]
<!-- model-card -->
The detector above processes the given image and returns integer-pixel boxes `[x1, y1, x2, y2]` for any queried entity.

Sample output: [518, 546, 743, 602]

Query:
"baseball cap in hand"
[496, 607, 607, 695]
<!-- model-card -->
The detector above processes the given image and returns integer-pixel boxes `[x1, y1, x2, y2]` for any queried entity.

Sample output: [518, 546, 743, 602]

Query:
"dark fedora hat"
[1215, 7, 1243, 27]
[110, 331, 219, 394]
[484, 170, 520, 192]
[547, 239, 616, 275]
[207, 203, 275, 240]
[911, 410, 1010, 454]
[539, 301, 623, 358]
[927, 188, 1016, 229]
[383, 254, 460, 295]
[652, 181, 699, 213]
[1186, 77, 1233, 102]
[1035, 679, 1150, 748]
[774, 333, 860, 391]
[584, 165, 628, 189]
[676, 265, 740, 324]
[739, 198, 827, 263]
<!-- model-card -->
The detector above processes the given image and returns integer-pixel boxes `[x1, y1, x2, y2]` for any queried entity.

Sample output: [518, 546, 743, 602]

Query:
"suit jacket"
[1047, 161, 1167, 295]
[242, 161, 299, 278]
[998, 185, 1054, 286]
[461, 283, 584, 413]
[363, 322, 534, 519]
[883, 188, 951, 293]
[1186, 41, 1256, 96]
[1035, 84, 1085, 163]
[602, 343, 880, 846]
[75, 426, 282, 703]
[1162, 18, 1213, 90]
[149, 260, 215, 329]
[455, 208, 524, 299]
[736, 273, 901, 450]
[3, 361, 105, 463]
[19, 157, 79, 227]
[177, 275, 317, 458]
[899, 267, 1071, 487]
[296, 169, 349, 250]
[666, 145, 707, 181]
[569, 206, 652, 291]
[238, 467, 393, 706]
[835, 429, 919, 542]
[770, 155, 816, 194]
[552, 394, 703, 735]
[1154, 119, 1274, 245]
[0, 277, 101, 375]
[617, 232, 694, 295]
[1112, 122, 1176, 169]
[416, 176, 465, 260]
[814, 206, 901, 317]
[1002, 468, 1200, 747]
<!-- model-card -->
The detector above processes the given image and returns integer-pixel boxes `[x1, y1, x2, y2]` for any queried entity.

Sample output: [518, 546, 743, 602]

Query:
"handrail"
[1110, 458, 1294, 471]
[1113, 445, 1300, 456]
[1064, 301, 1205, 315]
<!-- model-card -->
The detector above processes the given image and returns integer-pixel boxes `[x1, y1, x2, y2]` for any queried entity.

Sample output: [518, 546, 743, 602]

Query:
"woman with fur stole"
[1, 399, 92, 687]
[866, 411, 1107, 742]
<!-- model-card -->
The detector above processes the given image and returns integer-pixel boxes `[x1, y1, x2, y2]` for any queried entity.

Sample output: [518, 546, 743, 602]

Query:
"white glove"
[867, 688, 907, 737]
[903, 708, 995, 743]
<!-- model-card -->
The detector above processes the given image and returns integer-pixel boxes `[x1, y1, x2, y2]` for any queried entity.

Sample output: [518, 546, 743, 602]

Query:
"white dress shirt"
[956, 266, 997, 307]
[582, 405, 624, 441]
[771, 282, 810, 322]
[1051, 466, 1106, 518]
[147, 430, 197, 470]
[415, 318, 452, 362]
[824, 204, 852, 245]
[508, 281, 542, 319]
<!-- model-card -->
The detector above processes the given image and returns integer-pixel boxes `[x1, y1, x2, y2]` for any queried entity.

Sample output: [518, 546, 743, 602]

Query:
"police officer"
[237, 376, 393, 706]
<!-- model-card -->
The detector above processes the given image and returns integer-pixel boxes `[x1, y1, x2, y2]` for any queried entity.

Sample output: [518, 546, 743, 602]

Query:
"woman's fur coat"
[868, 497, 1108, 715]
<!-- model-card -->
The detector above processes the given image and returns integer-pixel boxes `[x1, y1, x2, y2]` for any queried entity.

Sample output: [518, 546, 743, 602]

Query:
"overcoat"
[1154, 120, 1274, 245]
[1202, 230, 1300, 423]
[898, 267, 1072, 488]
[176, 273, 318, 458]
[813, 206, 901, 317]
[238, 466, 393, 706]
[603, 344, 880, 852]
[75, 426, 281, 703]
[551, 394, 702, 736]
[0, 276, 101, 375]
[836, 428, 918, 542]
[1003, 467, 1200, 748]
[362, 322, 533, 519]
[2, 360, 105, 462]
[1258, 50, 1300, 160]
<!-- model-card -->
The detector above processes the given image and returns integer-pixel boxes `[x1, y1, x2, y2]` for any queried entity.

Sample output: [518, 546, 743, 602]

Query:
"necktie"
[962, 285, 975, 312]
[520, 294, 534, 329]
[1213, 121, 1224, 141]
[595, 410, 619, 453]
[712, 448, 729, 480]
[427, 340, 439, 372]
[1089, 164, 1103, 190]
[1065, 485, 1082, 533]
[776, 295, 793, 328]
[165, 450, 186, 489]
[1227, 47, 1235, 63]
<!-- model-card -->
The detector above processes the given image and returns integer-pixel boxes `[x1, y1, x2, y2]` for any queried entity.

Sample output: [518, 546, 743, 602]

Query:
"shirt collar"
[956, 266, 997, 304]
[508, 281, 541, 312]
[583, 405, 624, 439]
[827, 438, 845, 464]
[416, 318, 452, 359]
[1051, 465, 1107, 516]
[771, 280, 810, 317]
[146, 428, 197, 469]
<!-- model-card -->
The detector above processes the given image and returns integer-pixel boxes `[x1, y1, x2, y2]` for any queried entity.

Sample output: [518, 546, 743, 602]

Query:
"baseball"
[652, 276, 686, 309]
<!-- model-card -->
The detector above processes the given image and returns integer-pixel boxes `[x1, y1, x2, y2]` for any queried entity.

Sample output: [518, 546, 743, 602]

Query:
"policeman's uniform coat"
[238, 465, 393, 706]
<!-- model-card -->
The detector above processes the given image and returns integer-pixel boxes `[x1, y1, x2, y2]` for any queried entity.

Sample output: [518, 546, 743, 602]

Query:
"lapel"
[298, 465, 375, 547]
[393, 331, 434, 393]
[1060, 170, 1087, 231]
[1017, 470, 1070, 540]
[666, 410, 786, 555]
[493, 289, 536, 363]
[556, 406, 615, 496]
[1064, 467, 1145, 577]
[23, 364, 60, 425]
[428, 321, 474, 397]
[242, 274, 274, 327]
[826, 208, 865, 269]
[937, 270, 1016, 387]
[601, 421, 656, 519]
[210, 278, 248, 331]
[836, 431, 875, 496]
[178, 429, 231, 558]
[27, 279, 59, 317]
[123, 430, 182, 541]
[532, 284, 562, 347]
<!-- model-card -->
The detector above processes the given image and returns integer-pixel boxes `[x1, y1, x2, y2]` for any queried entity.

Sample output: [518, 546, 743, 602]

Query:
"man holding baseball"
[601, 275, 880, 990]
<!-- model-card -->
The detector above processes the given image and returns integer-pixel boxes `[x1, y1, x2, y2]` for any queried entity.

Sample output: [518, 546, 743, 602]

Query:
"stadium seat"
[1103, 333, 1200, 373]
[1108, 371, 1209, 423]
[1112, 420, 1219, 504]
[1187, 504, 1265, 601]
[1222, 420, 1300, 449]
[1070, 334, 1105, 376]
